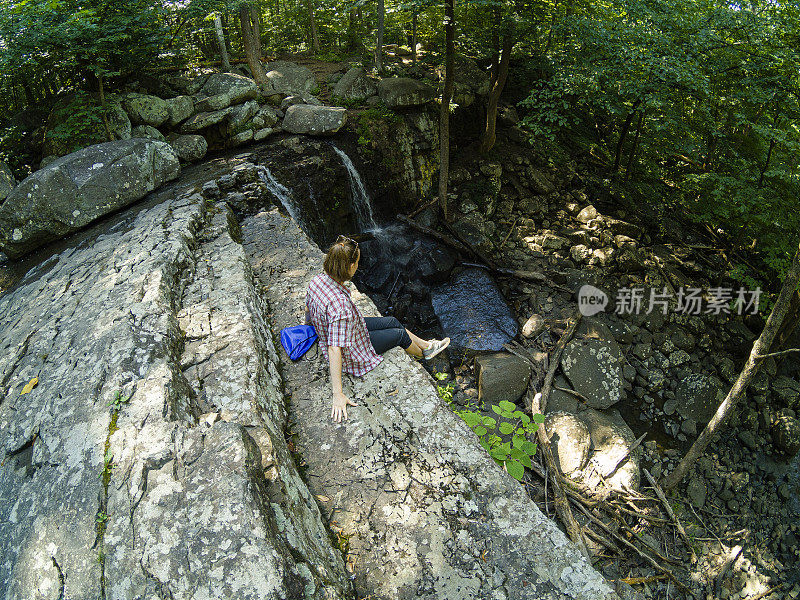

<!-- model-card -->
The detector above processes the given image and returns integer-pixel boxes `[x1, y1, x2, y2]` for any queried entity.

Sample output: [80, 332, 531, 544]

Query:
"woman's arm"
[328, 346, 356, 422]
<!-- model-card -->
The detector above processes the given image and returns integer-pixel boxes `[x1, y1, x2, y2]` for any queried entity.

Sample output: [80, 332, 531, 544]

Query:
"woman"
[305, 235, 450, 423]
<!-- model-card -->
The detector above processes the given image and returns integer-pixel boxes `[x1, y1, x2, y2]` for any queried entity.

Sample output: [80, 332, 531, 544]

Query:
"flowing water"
[255, 165, 305, 229]
[331, 144, 378, 232]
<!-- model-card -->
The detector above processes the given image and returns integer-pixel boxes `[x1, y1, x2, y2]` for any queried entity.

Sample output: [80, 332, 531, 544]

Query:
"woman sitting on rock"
[305, 235, 450, 423]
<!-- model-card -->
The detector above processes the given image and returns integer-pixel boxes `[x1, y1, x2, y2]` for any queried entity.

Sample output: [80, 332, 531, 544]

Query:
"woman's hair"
[324, 236, 359, 282]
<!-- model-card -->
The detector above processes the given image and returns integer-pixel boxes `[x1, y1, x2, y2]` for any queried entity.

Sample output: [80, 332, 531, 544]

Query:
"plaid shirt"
[305, 272, 382, 376]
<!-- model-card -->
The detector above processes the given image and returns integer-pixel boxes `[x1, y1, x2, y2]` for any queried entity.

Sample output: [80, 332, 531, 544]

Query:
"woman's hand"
[332, 391, 356, 423]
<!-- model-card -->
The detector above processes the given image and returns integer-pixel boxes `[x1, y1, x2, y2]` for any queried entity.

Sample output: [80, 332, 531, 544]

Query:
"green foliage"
[107, 389, 132, 410]
[444, 394, 544, 482]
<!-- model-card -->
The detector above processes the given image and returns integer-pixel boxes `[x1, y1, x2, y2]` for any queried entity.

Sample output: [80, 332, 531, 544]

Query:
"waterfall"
[255, 166, 304, 228]
[331, 145, 378, 232]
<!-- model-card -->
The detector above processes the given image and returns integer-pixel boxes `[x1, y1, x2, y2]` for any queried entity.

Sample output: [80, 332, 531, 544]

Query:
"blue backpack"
[280, 325, 318, 360]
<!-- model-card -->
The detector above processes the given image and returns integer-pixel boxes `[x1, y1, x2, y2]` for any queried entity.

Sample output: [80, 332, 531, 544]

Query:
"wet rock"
[0, 161, 17, 202]
[282, 105, 347, 136]
[431, 267, 519, 356]
[265, 60, 317, 96]
[544, 412, 591, 474]
[772, 415, 800, 456]
[0, 139, 180, 259]
[475, 352, 532, 405]
[122, 93, 170, 127]
[378, 77, 436, 108]
[561, 339, 624, 409]
[675, 373, 726, 423]
[411, 244, 457, 284]
[169, 134, 208, 162]
[333, 67, 377, 101]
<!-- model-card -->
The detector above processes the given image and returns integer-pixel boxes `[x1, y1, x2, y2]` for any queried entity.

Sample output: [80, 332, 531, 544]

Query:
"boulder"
[0, 139, 180, 258]
[227, 100, 260, 134]
[169, 134, 208, 162]
[475, 352, 532, 405]
[179, 107, 234, 133]
[194, 93, 231, 112]
[409, 243, 457, 284]
[772, 415, 800, 456]
[772, 376, 800, 408]
[431, 268, 519, 356]
[282, 105, 347, 136]
[674, 374, 726, 423]
[251, 106, 279, 130]
[438, 54, 489, 107]
[131, 125, 166, 141]
[544, 412, 591, 474]
[576, 205, 599, 224]
[122, 93, 170, 127]
[198, 72, 259, 105]
[166, 95, 195, 126]
[451, 212, 495, 254]
[0, 161, 16, 202]
[561, 339, 624, 409]
[577, 408, 641, 492]
[377, 77, 436, 108]
[42, 95, 131, 157]
[280, 94, 323, 110]
[264, 60, 317, 96]
[333, 67, 377, 102]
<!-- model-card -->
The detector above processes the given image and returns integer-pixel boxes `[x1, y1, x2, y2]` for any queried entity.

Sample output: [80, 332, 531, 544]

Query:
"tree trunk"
[662, 241, 800, 492]
[758, 138, 776, 188]
[214, 13, 232, 72]
[412, 12, 418, 64]
[239, 3, 268, 85]
[346, 9, 362, 52]
[251, 5, 261, 42]
[612, 99, 641, 175]
[376, 0, 385, 71]
[480, 33, 513, 154]
[623, 111, 644, 182]
[307, 0, 320, 53]
[438, 0, 455, 221]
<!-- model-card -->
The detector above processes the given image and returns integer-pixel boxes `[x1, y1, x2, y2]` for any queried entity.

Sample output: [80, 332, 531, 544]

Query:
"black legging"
[364, 316, 413, 355]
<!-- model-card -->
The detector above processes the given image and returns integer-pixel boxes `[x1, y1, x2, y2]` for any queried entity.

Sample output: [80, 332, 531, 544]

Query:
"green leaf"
[491, 404, 503, 415]
[506, 459, 525, 481]
[532, 413, 546, 424]
[461, 412, 480, 427]
[522, 441, 538, 455]
[499, 422, 515, 435]
[490, 447, 509, 461]
[474, 426, 487, 437]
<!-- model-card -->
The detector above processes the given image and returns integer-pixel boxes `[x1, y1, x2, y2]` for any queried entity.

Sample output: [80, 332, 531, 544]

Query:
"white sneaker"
[423, 338, 450, 360]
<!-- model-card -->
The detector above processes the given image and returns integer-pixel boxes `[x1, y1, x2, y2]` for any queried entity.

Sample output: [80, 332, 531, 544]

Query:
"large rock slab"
[560, 338, 624, 409]
[431, 267, 519, 356]
[0, 190, 350, 599]
[169, 134, 208, 162]
[244, 208, 620, 600]
[333, 67, 378, 101]
[0, 160, 16, 202]
[265, 60, 317, 95]
[378, 77, 436, 108]
[282, 104, 347, 136]
[0, 139, 180, 259]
